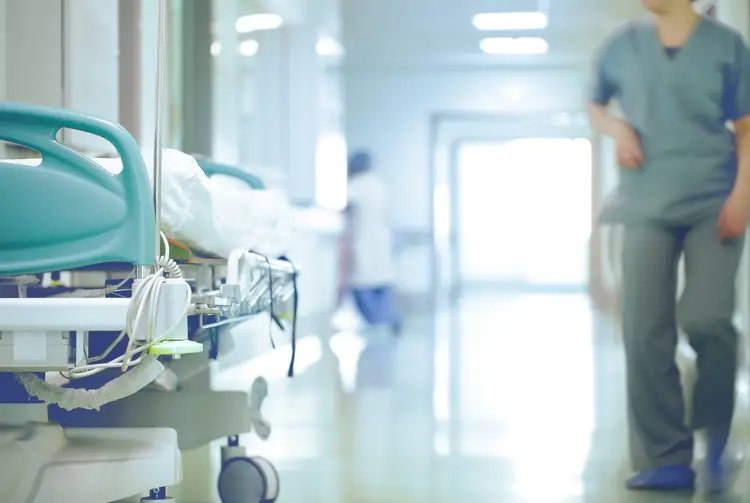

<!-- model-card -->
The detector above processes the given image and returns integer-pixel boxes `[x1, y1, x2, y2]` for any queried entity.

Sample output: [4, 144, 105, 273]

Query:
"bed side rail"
[196, 158, 266, 190]
[0, 102, 155, 275]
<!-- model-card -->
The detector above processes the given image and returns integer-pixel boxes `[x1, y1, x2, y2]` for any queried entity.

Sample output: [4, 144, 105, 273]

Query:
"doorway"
[454, 137, 592, 292]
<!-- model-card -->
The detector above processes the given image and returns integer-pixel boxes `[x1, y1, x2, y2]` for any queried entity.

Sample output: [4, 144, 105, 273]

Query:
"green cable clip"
[149, 339, 204, 356]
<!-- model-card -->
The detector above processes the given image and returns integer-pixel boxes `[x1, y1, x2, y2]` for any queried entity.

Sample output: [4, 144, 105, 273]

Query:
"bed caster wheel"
[141, 487, 175, 502]
[217, 456, 279, 503]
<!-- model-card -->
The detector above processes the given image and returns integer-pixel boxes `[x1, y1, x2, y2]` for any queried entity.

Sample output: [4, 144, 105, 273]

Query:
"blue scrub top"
[590, 17, 750, 225]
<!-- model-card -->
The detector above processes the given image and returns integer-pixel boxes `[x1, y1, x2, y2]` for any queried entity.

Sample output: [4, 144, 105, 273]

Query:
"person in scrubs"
[588, 0, 750, 493]
[341, 150, 402, 335]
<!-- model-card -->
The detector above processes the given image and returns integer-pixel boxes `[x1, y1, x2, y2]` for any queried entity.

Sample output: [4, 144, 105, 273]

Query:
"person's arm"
[586, 30, 643, 169]
[727, 34, 750, 205]
[587, 103, 628, 139]
[585, 37, 623, 138]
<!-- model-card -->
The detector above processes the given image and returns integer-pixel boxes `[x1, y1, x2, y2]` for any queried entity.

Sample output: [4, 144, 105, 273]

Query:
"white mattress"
[3, 150, 296, 259]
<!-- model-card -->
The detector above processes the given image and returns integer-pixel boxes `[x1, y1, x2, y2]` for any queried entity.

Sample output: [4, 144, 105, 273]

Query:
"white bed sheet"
[3, 150, 296, 259]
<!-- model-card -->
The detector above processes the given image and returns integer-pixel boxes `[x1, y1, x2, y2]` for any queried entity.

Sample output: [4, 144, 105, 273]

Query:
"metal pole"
[153, 0, 168, 262]
[136, 265, 151, 279]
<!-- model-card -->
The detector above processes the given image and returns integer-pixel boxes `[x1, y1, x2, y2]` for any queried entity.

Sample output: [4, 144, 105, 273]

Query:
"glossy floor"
[223, 291, 750, 503]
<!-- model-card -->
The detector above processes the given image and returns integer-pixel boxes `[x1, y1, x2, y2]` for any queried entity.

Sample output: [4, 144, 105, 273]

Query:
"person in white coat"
[340, 150, 402, 335]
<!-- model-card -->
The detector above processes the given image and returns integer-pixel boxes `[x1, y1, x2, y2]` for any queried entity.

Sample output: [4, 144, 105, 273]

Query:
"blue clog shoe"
[706, 426, 730, 494]
[626, 465, 696, 491]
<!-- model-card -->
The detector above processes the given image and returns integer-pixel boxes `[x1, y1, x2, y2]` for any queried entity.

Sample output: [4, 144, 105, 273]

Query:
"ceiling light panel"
[235, 13, 283, 33]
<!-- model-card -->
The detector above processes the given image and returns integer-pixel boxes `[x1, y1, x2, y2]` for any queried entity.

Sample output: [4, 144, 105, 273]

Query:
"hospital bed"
[0, 101, 185, 502]
[0, 99, 298, 503]
[46, 155, 297, 503]
[0, 1, 300, 498]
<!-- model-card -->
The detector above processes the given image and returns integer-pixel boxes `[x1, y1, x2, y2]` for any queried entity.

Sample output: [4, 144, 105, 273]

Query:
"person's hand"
[718, 192, 749, 240]
[614, 122, 643, 169]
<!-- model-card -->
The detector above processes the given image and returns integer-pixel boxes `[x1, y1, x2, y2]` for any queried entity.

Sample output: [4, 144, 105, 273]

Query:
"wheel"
[251, 456, 280, 501]
[217, 456, 280, 503]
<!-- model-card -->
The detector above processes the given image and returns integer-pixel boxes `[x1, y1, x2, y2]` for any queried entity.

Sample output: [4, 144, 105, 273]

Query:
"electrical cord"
[15, 232, 190, 410]
[61, 232, 191, 379]
[50, 273, 134, 299]
[279, 256, 298, 378]
[262, 254, 276, 350]
[261, 254, 298, 377]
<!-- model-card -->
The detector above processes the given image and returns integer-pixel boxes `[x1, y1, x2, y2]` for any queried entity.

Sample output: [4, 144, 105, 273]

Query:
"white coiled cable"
[15, 232, 192, 410]
[50, 274, 134, 299]
[16, 354, 165, 411]
[60, 232, 191, 379]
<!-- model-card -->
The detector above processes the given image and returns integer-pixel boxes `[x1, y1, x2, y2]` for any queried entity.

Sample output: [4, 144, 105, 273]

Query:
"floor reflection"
[210, 290, 750, 503]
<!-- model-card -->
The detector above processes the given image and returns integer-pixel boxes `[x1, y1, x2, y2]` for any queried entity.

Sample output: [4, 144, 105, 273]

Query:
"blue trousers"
[351, 286, 401, 330]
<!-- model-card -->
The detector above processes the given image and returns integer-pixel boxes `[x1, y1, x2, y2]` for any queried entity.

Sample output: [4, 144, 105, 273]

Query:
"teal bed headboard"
[196, 159, 266, 190]
[0, 102, 155, 275]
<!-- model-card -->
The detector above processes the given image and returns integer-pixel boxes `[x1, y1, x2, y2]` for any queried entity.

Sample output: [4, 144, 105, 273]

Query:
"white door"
[457, 138, 592, 290]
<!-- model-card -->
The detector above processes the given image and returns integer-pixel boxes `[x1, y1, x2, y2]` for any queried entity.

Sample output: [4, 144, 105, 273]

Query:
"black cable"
[280, 256, 298, 378]
[271, 314, 285, 331]
[261, 254, 276, 349]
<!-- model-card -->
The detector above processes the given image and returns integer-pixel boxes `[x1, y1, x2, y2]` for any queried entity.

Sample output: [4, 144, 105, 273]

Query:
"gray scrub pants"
[621, 217, 743, 471]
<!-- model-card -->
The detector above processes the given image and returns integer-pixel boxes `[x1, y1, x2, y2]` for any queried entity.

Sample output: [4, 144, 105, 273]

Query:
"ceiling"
[239, 0, 341, 37]
[342, 0, 646, 68]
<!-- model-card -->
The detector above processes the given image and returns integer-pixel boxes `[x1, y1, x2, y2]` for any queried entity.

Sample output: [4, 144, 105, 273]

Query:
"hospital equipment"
[0, 100, 188, 502]
[0, 2, 298, 501]
[47, 159, 298, 502]
[0, 3, 190, 498]
[0, 107, 298, 502]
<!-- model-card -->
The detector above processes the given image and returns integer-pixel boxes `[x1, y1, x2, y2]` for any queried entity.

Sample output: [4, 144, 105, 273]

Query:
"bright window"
[457, 138, 592, 289]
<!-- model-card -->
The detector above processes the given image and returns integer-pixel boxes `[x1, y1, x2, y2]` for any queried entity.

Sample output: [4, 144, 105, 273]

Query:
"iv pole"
[153, 0, 167, 262]
[136, 0, 168, 279]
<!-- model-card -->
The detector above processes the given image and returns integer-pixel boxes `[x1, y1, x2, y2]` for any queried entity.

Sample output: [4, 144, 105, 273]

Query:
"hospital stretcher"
[0, 101, 296, 503]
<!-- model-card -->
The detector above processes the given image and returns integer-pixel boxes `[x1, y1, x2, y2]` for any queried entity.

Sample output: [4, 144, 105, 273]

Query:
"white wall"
[63, 0, 119, 153]
[344, 67, 589, 294]
[6, 0, 64, 109]
[4, 0, 119, 154]
[215, 0, 345, 208]
[717, 0, 749, 40]
[138, 0, 159, 161]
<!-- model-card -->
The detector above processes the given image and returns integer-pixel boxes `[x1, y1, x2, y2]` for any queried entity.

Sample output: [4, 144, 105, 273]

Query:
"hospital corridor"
[3, 0, 750, 502]
[208, 290, 750, 503]
[241, 293, 625, 503]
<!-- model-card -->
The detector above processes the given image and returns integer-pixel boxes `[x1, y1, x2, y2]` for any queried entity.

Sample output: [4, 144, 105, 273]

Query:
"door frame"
[427, 111, 599, 305]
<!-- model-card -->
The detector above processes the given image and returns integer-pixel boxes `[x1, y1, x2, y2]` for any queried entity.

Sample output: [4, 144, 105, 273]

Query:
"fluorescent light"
[316, 37, 344, 57]
[237, 40, 259, 57]
[210, 41, 222, 56]
[235, 13, 283, 33]
[473, 12, 548, 31]
[480, 37, 548, 55]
